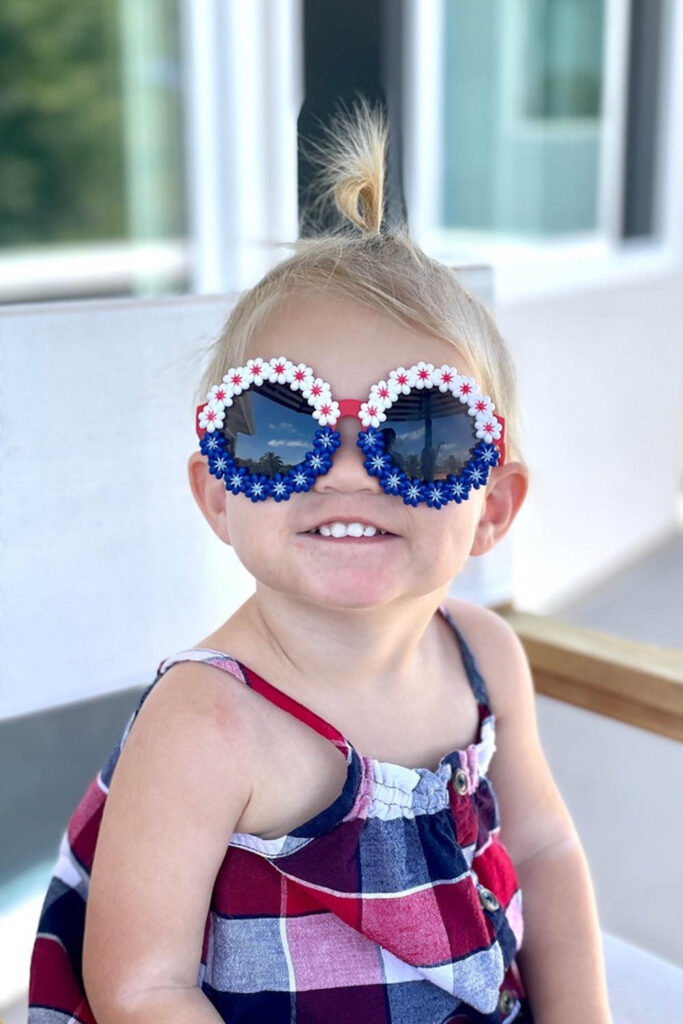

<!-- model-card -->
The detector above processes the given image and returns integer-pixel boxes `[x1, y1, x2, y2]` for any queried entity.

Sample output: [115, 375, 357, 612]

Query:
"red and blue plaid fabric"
[28, 604, 534, 1022]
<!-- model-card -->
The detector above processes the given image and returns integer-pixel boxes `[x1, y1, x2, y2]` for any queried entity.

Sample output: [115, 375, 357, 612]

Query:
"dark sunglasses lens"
[381, 391, 476, 480]
[219, 382, 315, 474]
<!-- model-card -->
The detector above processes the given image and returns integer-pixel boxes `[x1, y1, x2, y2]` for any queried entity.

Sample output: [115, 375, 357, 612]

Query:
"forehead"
[246, 292, 477, 395]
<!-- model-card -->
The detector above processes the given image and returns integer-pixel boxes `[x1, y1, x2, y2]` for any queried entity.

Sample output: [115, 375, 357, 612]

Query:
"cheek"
[224, 499, 292, 569]
[416, 506, 480, 565]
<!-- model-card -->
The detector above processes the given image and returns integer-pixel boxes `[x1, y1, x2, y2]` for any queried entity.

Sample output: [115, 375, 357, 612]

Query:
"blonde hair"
[194, 95, 526, 466]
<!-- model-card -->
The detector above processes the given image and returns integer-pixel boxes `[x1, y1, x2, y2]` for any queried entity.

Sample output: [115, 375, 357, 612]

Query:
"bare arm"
[103, 985, 226, 1023]
[82, 662, 258, 1021]
[514, 839, 613, 1024]
[103, 987, 224, 1019]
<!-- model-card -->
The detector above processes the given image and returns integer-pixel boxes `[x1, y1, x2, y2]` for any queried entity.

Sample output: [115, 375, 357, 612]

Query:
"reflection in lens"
[382, 391, 476, 480]
[219, 382, 315, 474]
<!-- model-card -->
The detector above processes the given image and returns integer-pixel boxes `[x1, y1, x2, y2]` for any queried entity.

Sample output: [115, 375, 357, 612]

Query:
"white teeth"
[346, 522, 365, 537]
[308, 520, 388, 537]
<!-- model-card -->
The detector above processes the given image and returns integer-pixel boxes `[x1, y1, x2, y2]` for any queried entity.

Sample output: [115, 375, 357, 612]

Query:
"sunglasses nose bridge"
[313, 407, 380, 491]
[336, 398, 362, 419]
[331, 399, 366, 451]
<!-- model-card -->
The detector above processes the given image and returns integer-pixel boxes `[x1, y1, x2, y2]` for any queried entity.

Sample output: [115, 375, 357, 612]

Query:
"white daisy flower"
[475, 414, 502, 443]
[302, 376, 332, 404]
[207, 383, 233, 407]
[432, 365, 458, 392]
[388, 366, 414, 394]
[369, 379, 398, 406]
[467, 393, 495, 418]
[199, 404, 225, 432]
[222, 366, 248, 395]
[359, 400, 387, 429]
[287, 362, 314, 392]
[245, 358, 270, 385]
[452, 374, 477, 403]
[268, 356, 293, 384]
[410, 361, 435, 389]
[311, 397, 340, 427]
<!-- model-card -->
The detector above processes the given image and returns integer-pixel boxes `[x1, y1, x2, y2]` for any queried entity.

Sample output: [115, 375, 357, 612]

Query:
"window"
[405, 0, 680, 298]
[442, 0, 606, 237]
[0, 0, 189, 301]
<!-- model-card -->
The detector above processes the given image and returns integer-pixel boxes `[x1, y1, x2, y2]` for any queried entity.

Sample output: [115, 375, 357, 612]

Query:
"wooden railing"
[492, 603, 683, 743]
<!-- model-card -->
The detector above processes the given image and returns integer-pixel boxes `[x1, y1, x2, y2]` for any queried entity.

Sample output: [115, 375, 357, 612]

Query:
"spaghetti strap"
[154, 647, 353, 757]
[437, 603, 491, 711]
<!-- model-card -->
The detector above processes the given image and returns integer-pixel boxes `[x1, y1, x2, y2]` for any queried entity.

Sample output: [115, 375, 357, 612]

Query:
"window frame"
[404, 0, 683, 303]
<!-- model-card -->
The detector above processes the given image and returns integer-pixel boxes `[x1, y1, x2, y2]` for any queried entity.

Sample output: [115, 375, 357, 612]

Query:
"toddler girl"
[28, 98, 613, 1023]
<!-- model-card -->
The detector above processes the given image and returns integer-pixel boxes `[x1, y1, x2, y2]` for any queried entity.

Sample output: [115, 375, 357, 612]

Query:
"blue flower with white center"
[357, 427, 382, 453]
[226, 466, 248, 494]
[472, 441, 500, 467]
[305, 450, 331, 474]
[401, 478, 427, 506]
[200, 432, 225, 456]
[445, 474, 471, 503]
[426, 482, 448, 508]
[269, 473, 293, 502]
[315, 427, 341, 452]
[288, 466, 314, 492]
[380, 468, 406, 495]
[364, 452, 391, 477]
[463, 461, 489, 489]
[208, 452, 231, 480]
[245, 474, 269, 502]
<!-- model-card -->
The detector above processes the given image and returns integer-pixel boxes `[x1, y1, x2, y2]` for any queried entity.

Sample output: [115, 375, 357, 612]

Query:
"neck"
[237, 584, 451, 704]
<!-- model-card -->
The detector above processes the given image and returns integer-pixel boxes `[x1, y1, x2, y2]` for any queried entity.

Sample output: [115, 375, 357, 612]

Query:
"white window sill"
[421, 231, 683, 305]
[0, 239, 190, 305]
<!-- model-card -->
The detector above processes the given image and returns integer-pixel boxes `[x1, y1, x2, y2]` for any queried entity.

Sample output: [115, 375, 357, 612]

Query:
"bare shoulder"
[134, 658, 264, 786]
[442, 596, 527, 720]
[145, 654, 256, 718]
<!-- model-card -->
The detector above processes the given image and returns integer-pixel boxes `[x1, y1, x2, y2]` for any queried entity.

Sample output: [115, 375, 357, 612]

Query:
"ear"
[187, 451, 232, 546]
[469, 461, 529, 557]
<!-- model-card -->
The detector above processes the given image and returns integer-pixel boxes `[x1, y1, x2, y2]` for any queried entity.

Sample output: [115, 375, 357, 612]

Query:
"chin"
[263, 576, 394, 609]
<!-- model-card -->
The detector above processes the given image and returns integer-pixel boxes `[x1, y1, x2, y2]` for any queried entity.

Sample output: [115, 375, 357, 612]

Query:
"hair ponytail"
[301, 95, 391, 236]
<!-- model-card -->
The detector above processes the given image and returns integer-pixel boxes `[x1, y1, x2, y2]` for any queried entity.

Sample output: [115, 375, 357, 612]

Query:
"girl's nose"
[312, 417, 383, 494]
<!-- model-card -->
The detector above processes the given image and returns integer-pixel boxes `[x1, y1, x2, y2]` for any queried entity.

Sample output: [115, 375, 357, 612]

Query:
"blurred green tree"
[0, 0, 185, 248]
[0, 0, 125, 245]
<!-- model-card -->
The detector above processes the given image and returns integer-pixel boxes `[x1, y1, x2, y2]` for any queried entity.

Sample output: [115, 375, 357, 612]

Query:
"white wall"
[497, 269, 683, 613]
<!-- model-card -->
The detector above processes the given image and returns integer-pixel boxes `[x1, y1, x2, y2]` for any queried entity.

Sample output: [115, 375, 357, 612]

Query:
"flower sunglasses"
[195, 356, 505, 508]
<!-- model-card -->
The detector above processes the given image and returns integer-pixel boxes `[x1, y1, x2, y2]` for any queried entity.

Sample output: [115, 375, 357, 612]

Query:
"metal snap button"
[451, 767, 468, 795]
[478, 886, 500, 912]
[498, 988, 517, 1014]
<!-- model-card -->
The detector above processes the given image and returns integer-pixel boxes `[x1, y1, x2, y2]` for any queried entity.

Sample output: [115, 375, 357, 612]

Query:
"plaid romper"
[28, 604, 534, 1023]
